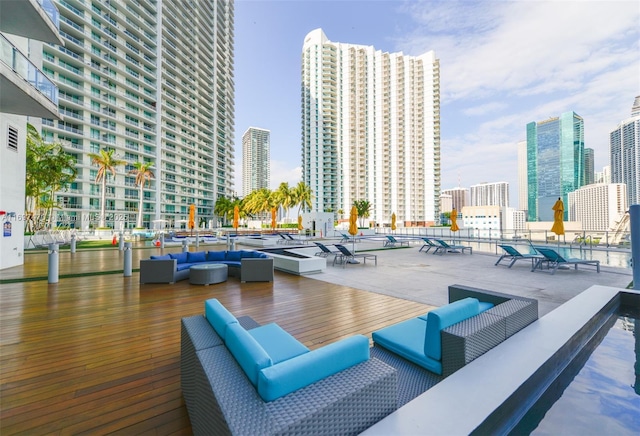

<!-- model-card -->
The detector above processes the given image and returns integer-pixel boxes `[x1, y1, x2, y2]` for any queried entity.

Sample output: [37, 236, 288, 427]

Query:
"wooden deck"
[0, 246, 432, 435]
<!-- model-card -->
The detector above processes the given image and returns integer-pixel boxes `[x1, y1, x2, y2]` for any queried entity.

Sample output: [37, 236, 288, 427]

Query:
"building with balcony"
[441, 187, 469, 212]
[242, 127, 270, 197]
[526, 112, 585, 222]
[470, 181, 509, 207]
[301, 28, 440, 226]
[38, 0, 234, 230]
[1, 0, 64, 269]
[567, 183, 627, 232]
[610, 96, 639, 206]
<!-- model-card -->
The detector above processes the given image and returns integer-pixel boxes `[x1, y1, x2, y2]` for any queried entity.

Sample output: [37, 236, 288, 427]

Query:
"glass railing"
[0, 34, 58, 106]
[38, 0, 60, 28]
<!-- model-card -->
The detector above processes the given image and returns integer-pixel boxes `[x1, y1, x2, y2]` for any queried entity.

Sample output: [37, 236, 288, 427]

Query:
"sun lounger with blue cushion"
[495, 244, 544, 268]
[383, 235, 410, 247]
[433, 239, 472, 255]
[532, 247, 600, 274]
[419, 238, 444, 254]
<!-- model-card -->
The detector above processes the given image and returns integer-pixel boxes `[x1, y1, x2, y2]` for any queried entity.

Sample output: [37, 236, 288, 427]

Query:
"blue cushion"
[257, 335, 369, 402]
[240, 250, 255, 258]
[150, 254, 172, 260]
[187, 251, 206, 263]
[424, 297, 480, 361]
[249, 323, 309, 364]
[169, 252, 188, 264]
[226, 251, 242, 261]
[207, 250, 226, 261]
[222, 261, 241, 268]
[372, 318, 442, 374]
[204, 299, 238, 341]
[478, 301, 495, 313]
[226, 323, 273, 387]
[176, 263, 194, 271]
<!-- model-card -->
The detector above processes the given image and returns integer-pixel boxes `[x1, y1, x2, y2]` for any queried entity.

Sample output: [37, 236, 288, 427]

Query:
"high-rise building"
[517, 140, 528, 214]
[1, 0, 64, 269]
[242, 127, 270, 197]
[595, 165, 611, 184]
[301, 29, 441, 226]
[610, 96, 639, 206]
[568, 183, 627, 231]
[470, 182, 509, 207]
[584, 147, 594, 185]
[39, 0, 235, 230]
[526, 112, 585, 221]
[441, 187, 469, 211]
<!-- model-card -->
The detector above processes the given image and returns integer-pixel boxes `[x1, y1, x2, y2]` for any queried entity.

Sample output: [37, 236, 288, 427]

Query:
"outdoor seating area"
[532, 247, 601, 274]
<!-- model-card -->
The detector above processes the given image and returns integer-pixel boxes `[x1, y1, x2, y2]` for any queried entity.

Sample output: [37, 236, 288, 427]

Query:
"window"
[7, 125, 18, 152]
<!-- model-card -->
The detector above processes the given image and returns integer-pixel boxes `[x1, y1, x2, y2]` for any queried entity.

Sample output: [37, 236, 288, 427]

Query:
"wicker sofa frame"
[139, 253, 274, 284]
[181, 314, 398, 435]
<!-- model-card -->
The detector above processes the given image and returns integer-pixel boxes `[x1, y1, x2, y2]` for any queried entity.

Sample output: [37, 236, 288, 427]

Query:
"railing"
[0, 34, 59, 106]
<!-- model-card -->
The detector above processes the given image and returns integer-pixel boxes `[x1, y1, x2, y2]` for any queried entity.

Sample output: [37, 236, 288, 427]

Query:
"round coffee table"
[189, 263, 228, 285]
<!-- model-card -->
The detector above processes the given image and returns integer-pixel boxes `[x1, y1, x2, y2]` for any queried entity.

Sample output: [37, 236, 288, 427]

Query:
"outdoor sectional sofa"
[373, 284, 538, 377]
[181, 299, 398, 435]
[139, 249, 273, 284]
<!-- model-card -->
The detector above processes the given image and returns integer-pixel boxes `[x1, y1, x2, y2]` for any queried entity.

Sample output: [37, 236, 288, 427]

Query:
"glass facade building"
[242, 127, 270, 197]
[609, 97, 639, 207]
[526, 112, 585, 221]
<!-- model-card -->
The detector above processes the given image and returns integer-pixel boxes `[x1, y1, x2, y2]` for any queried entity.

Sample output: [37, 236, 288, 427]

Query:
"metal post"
[160, 232, 165, 249]
[630, 205, 640, 290]
[123, 242, 132, 277]
[48, 243, 59, 284]
[195, 229, 199, 249]
[70, 234, 76, 254]
[230, 238, 236, 251]
[118, 231, 124, 251]
[182, 239, 188, 252]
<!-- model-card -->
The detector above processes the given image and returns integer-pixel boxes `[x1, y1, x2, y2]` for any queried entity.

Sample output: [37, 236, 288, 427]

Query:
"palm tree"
[353, 200, 371, 228]
[214, 195, 233, 226]
[242, 188, 273, 224]
[88, 149, 125, 228]
[273, 182, 293, 221]
[292, 181, 314, 216]
[128, 161, 155, 228]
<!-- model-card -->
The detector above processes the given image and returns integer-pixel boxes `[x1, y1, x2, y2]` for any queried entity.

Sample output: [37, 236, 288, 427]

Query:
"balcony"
[0, 0, 64, 45]
[0, 34, 60, 118]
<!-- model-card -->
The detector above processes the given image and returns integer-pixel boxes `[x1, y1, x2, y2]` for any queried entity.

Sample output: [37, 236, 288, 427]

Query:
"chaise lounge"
[532, 247, 600, 274]
[384, 235, 410, 247]
[495, 244, 544, 268]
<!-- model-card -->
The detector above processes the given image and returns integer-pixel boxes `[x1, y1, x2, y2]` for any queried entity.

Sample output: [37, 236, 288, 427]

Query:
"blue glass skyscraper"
[526, 112, 585, 221]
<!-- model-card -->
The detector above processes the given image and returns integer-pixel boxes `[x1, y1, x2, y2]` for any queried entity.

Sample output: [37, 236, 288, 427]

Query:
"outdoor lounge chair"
[333, 244, 377, 267]
[383, 235, 410, 248]
[495, 244, 544, 268]
[339, 232, 361, 243]
[532, 247, 600, 274]
[419, 238, 444, 254]
[433, 239, 472, 255]
[313, 241, 336, 258]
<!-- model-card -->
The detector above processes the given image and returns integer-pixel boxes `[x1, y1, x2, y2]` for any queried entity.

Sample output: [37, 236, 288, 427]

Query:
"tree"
[242, 188, 274, 223]
[291, 181, 314, 216]
[353, 200, 371, 228]
[214, 195, 234, 226]
[128, 161, 155, 228]
[87, 149, 125, 228]
[25, 124, 77, 231]
[273, 182, 293, 220]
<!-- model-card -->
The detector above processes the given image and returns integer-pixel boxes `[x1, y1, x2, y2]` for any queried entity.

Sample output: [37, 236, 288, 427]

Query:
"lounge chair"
[339, 232, 361, 243]
[495, 244, 544, 268]
[532, 247, 600, 274]
[333, 244, 377, 267]
[419, 238, 444, 254]
[313, 242, 336, 258]
[433, 239, 472, 255]
[383, 235, 410, 247]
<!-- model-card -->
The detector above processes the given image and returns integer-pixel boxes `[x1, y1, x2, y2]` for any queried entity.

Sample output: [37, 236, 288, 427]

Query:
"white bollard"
[160, 233, 165, 249]
[70, 234, 76, 253]
[48, 243, 59, 284]
[182, 239, 189, 252]
[118, 232, 124, 251]
[123, 242, 132, 277]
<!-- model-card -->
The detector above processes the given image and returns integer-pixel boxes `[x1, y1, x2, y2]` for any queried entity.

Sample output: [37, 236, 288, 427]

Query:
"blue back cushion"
[207, 250, 226, 261]
[204, 299, 238, 341]
[187, 251, 206, 263]
[240, 250, 255, 258]
[226, 323, 273, 386]
[424, 297, 480, 360]
[226, 251, 241, 261]
[249, 323, 309, 364]
[150, 254, 171, 260]
[169, 252, 188, 264]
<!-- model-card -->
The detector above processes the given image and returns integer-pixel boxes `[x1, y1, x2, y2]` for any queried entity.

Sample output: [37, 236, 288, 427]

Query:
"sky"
[233, 0, 640, 206]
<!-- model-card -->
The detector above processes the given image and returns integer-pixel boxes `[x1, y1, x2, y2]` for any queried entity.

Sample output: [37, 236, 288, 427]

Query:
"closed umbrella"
[233, 205, 239, 231]
[551, 197, 565, 236]
[450, 208, 459, 232]
[391, 213, 397, 231]
[271, 207, 277, 231]
[188, 204, 195, 231]
[348, 206, 358, 256]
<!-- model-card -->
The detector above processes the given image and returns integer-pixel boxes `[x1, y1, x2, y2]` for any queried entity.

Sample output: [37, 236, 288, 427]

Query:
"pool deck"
[0, 238, 634, 434]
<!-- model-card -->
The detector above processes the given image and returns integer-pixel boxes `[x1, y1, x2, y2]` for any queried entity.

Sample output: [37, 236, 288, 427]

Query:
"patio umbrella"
[348, 206, 358, 255]
[391, 213, 397, 231]
[233, 205, 239, 231]
[450, 207, 460, 232]
[188, 204, 195, 232]
[551, 197, 565, 236]
[271, 207, 277, 231]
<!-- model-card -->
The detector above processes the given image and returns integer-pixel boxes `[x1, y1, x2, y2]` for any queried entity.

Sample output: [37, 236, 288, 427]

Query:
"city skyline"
[234, 1, 639, 206]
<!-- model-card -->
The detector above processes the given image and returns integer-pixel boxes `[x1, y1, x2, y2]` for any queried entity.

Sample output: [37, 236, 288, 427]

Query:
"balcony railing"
[0, 34, 59, 106]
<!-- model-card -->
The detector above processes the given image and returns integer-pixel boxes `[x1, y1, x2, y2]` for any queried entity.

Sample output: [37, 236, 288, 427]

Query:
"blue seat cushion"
[176, 263, 194, 271]
[222, 261, 241, 268]
[249, 323, 309, 364]
[150, 254, 172, 260]
[257, 335, 370, 402]
[478, 301, 495, 312]
[204, 299, 238, 340]
[187, 251, 206, 263]
[207, 250, 226, 261]
[372, 318, 442, 374]
[240, 250, 256, 258]
[226, 323, 272, 387]
[226, 251, 242, 261]
[169, 252, 189, 264]
[424, 297, 480, 361]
